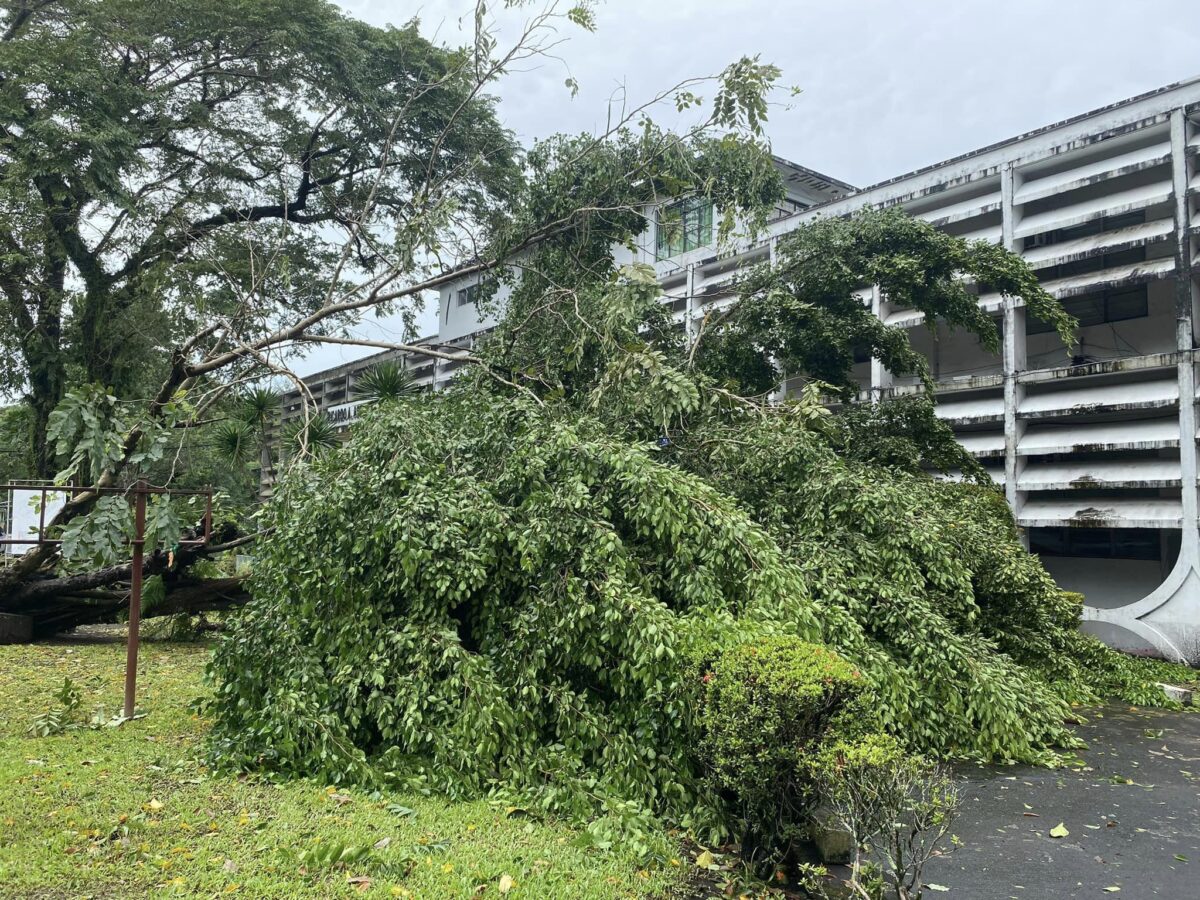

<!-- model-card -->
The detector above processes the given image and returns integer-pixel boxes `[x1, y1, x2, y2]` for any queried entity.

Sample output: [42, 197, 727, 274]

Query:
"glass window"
[655, 197, 714, 259]
[456, 284, 480, 307]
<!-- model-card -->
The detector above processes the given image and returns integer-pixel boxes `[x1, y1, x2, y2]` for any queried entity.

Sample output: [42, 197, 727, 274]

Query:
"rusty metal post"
[123, 479, 148, 719]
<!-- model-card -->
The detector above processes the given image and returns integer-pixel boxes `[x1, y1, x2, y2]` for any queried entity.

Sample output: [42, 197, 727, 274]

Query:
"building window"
[1029, 526, 1162, 561]
[1026, 284, 1148, 335]
[456, 284, 480, 307]
[655, 197, 713, 259]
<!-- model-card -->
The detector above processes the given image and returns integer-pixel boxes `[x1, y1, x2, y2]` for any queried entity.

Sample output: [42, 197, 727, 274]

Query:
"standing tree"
[0, 0, 520, 477]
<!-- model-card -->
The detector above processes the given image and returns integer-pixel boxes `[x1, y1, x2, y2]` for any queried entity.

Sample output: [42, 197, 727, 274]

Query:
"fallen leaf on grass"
[695, 850, 716, 869]
[498, 873, 515, 893]
[374, 837, 391, 850]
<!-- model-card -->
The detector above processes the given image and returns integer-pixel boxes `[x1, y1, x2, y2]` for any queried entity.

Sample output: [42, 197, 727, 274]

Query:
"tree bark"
[0, 523, 255, 639]
[23, 575, 249, 639]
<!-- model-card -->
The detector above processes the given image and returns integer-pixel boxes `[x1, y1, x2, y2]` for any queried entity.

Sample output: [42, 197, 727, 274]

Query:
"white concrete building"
[279, 77, 1200, 660]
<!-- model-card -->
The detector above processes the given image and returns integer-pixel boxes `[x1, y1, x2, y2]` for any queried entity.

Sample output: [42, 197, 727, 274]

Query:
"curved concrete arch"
[1080, 548, 1197, 661]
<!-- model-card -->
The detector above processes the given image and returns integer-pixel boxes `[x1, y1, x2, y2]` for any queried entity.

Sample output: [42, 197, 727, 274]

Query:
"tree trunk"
[28, 378, 63, 481]
[0, 523, 254, 640]
[19, 293, 66, 480]
[18, 575, 249, 640]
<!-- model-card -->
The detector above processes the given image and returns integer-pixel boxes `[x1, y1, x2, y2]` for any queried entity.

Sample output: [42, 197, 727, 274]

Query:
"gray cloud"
[299, 0, 1199, 374]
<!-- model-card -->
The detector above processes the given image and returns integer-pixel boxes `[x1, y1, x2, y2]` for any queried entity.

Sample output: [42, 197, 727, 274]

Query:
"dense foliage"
[210, 391, 803, 834]
[207, 375, 1182, 857]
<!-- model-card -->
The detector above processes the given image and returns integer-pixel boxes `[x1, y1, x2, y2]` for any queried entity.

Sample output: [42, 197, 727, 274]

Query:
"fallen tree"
[1, 523, 252, 637]
[204, 277, 1189, 866]
[12, 576, 249, 639]
[205, 200, 1188, 862]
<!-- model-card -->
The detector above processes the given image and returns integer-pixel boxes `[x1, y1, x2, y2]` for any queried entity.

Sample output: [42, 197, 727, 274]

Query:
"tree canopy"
[698, 208, 1075, 397]
[0, 0, 519, 474]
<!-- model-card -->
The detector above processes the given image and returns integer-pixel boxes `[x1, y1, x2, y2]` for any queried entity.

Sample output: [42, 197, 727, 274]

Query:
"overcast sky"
[303, 0, 1200, 374]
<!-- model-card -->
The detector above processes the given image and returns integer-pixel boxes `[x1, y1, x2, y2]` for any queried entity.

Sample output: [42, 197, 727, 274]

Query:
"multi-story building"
[277, 77, 1200, 661]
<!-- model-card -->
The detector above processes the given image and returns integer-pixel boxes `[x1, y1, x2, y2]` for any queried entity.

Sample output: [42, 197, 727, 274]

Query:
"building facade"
[279, 78, 1200, 660]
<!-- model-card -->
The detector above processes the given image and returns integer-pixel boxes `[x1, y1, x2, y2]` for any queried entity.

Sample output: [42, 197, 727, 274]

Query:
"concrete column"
[684, 263, 698, 343]
[1091, 109, 1200, 660]
[869, 286, 893, 402]
[1171, 110, 1198, 535]
[1001, 163, 1028, 528]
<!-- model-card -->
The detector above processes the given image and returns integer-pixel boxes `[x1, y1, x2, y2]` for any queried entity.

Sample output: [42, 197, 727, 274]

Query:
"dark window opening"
[1029, 526, 1163, 561]
[456, 284, 481, 308]
[1027, 284, 1148, 335]
[1023, 210, 1148, 252]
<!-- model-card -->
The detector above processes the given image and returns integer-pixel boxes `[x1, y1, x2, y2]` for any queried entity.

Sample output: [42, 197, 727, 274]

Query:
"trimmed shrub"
[695, 636, 864, 865]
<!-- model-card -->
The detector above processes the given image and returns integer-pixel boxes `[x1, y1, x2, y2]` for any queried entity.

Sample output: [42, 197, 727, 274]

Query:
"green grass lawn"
[0, 639, 686, 899]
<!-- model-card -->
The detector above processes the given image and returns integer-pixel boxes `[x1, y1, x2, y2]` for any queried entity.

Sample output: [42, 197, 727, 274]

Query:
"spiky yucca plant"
[353, 361, 419, 403]
[280, 415, 340, 460]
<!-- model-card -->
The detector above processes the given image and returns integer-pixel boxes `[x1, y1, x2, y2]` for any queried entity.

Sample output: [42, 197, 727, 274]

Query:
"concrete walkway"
[923, 705, 1200, 899]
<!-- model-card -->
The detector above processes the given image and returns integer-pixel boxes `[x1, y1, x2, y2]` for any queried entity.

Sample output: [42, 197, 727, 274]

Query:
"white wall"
[438, 276, 509, 344]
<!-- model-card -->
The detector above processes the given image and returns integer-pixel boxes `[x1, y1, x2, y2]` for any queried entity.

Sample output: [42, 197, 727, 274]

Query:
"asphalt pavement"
[922, 705, 1200, 900]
